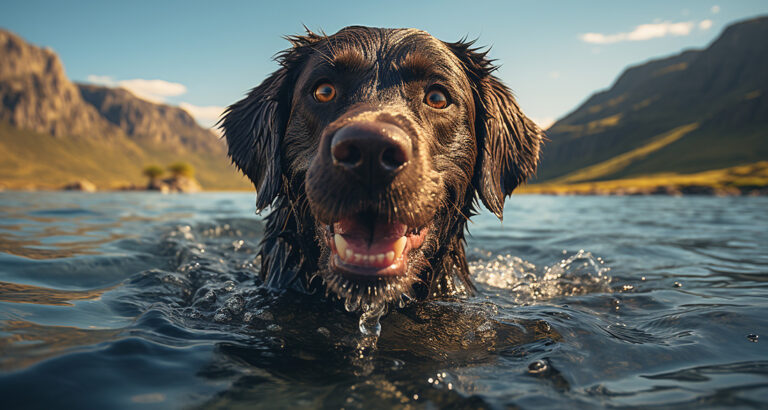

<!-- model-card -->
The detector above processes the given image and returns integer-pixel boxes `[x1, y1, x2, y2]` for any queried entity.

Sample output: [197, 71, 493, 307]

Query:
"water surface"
[0, 192, 767, 408]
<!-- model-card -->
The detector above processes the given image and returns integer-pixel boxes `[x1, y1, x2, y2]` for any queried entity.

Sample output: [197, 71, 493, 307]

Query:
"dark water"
[1, 192, 767, 409]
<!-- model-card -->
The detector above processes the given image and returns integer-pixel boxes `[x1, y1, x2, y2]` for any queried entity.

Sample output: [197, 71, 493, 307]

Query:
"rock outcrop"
[0, 30, 119, 139]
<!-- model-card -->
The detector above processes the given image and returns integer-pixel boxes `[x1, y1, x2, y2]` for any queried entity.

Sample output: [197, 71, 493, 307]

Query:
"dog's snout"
[330, 122, 412, 183]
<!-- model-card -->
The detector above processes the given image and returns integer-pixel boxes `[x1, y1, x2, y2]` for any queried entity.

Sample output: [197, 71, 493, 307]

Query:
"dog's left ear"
[447, 41, 544, 219]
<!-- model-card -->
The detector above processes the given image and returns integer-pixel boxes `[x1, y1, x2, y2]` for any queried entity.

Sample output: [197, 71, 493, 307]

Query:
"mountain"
[78, 84, 221, 153]
[0, 30, 119, 140]
[0, 29, 250, 190]
[536, 16, 768, 184]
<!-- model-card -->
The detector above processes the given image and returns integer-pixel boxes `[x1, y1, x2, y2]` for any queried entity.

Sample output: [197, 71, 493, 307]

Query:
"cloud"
[117, 79, 187, 103]
[86, 74, 115, 85]
[699, 19, 713, 30]
[549, 71, 561, 80]
[86, 75, 187, 103]
[711, 5, 720, 14]
[580, 20, 698, 44]
[532, 117, 555, 130]
[179, 102, 225, 129]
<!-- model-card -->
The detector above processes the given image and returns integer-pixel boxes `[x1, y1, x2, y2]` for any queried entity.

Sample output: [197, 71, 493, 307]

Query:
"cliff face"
[0, 28, 247, 190]
[0, 30, 119, 139]
[78, 84, 223, 153]
[536, 16, 768, 183]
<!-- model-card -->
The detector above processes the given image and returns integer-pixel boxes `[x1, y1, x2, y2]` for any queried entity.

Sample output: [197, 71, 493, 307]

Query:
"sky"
[2, 0, 767, 130]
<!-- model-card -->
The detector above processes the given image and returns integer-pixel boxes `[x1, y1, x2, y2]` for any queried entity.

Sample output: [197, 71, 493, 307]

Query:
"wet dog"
[221, 26, 542, 309]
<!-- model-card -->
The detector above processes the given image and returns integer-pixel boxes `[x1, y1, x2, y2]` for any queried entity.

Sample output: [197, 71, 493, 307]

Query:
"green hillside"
[0, 121, 250, 190]
[536, 16, 768, 184]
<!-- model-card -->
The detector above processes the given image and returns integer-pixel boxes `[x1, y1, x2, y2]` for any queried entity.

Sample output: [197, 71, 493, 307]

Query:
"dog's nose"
[331, 122, 412, 183]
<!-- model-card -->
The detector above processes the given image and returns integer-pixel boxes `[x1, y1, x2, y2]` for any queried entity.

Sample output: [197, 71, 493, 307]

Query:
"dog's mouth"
[324, 211, 429, 280]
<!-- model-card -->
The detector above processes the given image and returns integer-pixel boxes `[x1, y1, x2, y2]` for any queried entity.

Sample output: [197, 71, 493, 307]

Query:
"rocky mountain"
[0, 28, 248, 190]
[0, 29, 119, 139]
[536, 16, 768, 183]
[78, 84, 223, 153]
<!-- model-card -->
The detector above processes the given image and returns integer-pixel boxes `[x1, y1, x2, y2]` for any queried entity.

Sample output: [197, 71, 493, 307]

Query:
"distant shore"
[520, 161, 768, 197]
[3, 162, 767, 197]
[519, 184, 767, 196]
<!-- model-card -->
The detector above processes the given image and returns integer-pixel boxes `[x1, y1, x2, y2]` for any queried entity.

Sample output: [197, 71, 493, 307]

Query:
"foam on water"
[471, 249, 612, 303]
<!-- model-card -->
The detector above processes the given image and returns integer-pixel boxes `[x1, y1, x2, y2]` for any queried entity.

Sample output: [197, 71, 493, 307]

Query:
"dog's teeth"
[376, 254, 385, 263]
[393, 236, 407, 260]
[345, 249, 354, 261]
[386, 251, 395, 264]
[334, 234, 349, 260]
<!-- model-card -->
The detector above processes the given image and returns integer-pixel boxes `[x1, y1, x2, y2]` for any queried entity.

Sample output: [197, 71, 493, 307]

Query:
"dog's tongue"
[334, 216, 407, 241]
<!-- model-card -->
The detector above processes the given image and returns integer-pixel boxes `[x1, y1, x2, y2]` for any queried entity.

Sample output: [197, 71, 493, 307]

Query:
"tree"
[142, 164, 164, 181]
[167, 161, 195, 178]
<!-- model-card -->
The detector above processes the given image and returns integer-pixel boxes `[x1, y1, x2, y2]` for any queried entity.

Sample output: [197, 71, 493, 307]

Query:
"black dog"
[221, 26, 542, 309]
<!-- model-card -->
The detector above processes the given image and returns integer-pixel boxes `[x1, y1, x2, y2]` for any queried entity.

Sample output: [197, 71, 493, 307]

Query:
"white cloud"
[699, 19, 713, 30]
[711, 5, 720, 14]
[117, 79, 187, 103]
[86, 74, 115, 85]
[86, 75, 187, 103]
[532, 117, 555, 130]
[549, 71, 561, 80]
[179, 102, 225, 129]
[580, 20, 697, 44]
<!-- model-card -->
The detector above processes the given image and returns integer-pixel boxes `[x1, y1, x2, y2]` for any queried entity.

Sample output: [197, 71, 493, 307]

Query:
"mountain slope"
[0, 30, 120, 139]
[536, 16, 768, 183]
[0, 28, 250, 190]
[78, 84, 224, 154]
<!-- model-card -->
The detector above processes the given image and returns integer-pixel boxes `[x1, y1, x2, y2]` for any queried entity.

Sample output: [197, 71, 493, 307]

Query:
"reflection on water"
[0, 281, 113, 306]
[0, 192, 767, 409]
[0, 320, 122, 371]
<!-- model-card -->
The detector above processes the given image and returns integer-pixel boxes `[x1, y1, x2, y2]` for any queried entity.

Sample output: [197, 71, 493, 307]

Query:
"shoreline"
[2, 186, 766, 196]
[518, 184, 768, 197]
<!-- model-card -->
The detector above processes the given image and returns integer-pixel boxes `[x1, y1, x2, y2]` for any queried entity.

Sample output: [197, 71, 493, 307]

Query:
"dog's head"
[222, 27, 542, 307]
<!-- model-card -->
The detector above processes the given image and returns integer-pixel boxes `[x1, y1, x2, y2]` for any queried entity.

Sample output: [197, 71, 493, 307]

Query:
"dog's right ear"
[220, 32, 321, 210]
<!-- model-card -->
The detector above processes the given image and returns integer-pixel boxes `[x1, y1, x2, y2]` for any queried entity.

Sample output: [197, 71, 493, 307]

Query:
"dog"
[221, 26, 542, 309]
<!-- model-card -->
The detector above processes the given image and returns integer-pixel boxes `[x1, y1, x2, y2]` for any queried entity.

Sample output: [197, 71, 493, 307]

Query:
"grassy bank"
[0, 122, 252, 191]
[520, 161, 768, 195]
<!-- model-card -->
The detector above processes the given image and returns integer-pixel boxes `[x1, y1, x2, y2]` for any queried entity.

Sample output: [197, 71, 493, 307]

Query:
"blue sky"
[2, 0, 767, 129]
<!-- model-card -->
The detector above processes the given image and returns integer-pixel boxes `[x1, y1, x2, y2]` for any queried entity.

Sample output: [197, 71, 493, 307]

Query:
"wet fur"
[220, 26, 542, 306]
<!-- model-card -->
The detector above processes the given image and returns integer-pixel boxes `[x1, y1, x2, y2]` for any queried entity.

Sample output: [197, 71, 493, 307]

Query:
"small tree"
[167, 161, 195, 178]
[142, 164, 164, 182]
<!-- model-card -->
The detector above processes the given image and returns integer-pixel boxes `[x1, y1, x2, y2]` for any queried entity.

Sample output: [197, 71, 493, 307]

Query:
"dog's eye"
[314, 83, 336, 103]
[425, 88, 449, 109]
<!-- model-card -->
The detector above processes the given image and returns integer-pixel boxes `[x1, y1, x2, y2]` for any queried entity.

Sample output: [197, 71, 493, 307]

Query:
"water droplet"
[748, 333, 759, 343]
[358, 302, 386, 337]
[528, 359, 548, 374]
[345, 298, 360, 312]
[673, 282, 682, 288]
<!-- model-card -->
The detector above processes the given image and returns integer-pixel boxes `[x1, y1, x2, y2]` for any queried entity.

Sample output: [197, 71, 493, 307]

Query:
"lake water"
[0, 192, 767, 409]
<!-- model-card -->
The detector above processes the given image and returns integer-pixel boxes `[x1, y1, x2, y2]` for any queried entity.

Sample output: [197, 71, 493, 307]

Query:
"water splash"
[358, 301, 386, 337]
[471, 249, 612, 303]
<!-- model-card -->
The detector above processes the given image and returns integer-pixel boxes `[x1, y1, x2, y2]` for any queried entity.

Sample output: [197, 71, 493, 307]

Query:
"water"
[1, 192, 767, 409]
